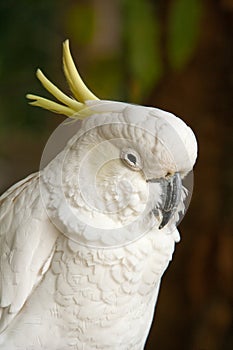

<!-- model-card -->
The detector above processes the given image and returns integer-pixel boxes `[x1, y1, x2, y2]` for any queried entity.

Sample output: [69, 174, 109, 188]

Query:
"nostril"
[165, 172, 172, 177]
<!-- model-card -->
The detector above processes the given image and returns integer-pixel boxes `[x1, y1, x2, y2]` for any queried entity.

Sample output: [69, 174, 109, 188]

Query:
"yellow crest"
[26, 40, 99, 118]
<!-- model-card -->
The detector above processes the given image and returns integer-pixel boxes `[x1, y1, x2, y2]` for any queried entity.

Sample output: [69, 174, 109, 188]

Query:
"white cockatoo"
[0, 41, 197, 349]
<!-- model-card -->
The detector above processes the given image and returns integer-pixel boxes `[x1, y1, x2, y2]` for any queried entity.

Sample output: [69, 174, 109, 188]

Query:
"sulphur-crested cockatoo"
[0, 40, 197, 349]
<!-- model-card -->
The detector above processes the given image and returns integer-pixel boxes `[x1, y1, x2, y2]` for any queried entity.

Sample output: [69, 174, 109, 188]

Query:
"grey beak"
[147, 172, 182, 229]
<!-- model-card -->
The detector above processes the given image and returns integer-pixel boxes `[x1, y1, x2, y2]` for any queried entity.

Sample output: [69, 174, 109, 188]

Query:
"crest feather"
[26, 40, 99, 118]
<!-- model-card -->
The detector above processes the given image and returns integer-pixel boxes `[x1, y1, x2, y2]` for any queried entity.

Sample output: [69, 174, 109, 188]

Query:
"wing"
[0, 173, 59, 333]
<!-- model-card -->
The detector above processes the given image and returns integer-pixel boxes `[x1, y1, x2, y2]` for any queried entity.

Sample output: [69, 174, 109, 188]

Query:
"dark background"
[0, 1, 232, 349]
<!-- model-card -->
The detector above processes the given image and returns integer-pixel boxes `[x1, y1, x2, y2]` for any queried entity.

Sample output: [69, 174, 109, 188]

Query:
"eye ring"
[121, 149, 142, 171]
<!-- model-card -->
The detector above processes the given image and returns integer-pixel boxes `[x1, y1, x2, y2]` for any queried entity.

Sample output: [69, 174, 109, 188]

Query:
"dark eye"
[127, 153, 137, 165]
[121, 149, 141, 171]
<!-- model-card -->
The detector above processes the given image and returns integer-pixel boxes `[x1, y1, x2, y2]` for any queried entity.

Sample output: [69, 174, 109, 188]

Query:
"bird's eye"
[121, 149, 141, 171]
[127, 153, 137, 165]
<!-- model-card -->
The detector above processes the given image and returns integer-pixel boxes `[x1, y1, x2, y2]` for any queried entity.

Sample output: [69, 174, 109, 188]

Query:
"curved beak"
[147, 172, 182, 229]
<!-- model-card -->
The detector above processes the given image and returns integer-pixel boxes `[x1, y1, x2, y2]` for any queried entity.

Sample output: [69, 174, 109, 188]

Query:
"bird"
[0, 40, 197, 349]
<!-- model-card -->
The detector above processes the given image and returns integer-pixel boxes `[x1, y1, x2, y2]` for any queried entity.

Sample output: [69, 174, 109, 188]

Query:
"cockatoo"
[0, 40, 197, 350]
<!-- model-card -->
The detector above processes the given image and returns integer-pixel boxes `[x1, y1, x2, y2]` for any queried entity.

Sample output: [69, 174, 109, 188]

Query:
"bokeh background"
[0, 0, 232, 349]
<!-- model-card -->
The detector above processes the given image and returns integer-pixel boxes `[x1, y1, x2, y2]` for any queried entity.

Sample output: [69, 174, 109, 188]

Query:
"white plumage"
[0, 41, 197, 349]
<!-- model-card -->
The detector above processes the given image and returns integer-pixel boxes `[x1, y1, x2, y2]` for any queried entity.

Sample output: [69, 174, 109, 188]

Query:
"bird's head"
[28, 40, 197, 248]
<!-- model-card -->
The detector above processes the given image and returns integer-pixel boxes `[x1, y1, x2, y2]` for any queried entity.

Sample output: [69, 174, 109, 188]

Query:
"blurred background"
[0, 0, 232, 349]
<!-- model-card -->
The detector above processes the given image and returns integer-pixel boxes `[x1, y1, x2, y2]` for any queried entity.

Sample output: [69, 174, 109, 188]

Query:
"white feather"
[0, 101, 197, 349]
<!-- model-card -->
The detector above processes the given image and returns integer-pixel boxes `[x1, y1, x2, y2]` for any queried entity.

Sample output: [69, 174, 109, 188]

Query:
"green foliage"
[167, 0, 203, 70]
[0, 0, 60, 131]
[65, 3, 95, 46]
[0, 0, 203, 132]
[122, 0, 162, 102]
[87, 58, 124, 101]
